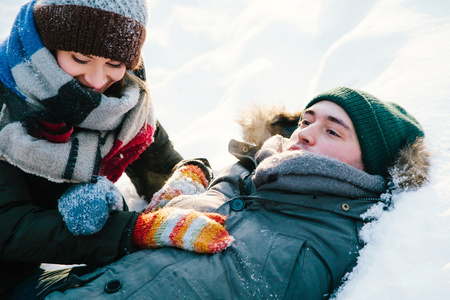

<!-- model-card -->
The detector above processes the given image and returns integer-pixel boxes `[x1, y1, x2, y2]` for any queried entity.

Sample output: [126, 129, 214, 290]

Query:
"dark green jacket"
[0, 81, 183, 295]
[45, 141, 382, 300]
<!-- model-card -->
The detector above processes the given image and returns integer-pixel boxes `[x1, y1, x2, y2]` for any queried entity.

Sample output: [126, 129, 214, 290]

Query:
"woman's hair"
[105, 63, 151, 126]
[125, 70, 151, 126]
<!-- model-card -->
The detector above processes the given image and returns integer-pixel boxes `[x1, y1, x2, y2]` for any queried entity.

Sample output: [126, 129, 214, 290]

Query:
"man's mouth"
[288, 144, 302, 151]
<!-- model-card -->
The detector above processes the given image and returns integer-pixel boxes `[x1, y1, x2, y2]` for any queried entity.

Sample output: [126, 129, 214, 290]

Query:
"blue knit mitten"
[58, 176, 124, 235]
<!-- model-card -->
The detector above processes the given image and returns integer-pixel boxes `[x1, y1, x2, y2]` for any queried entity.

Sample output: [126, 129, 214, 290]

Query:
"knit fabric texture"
[58, 176, 123, 235]
[132, 207, 234, 254]
[34, 0, 148, 69]
[146, 165, 210, 212]
[0, 0, 155, 183]
[305, 87, 424, 178]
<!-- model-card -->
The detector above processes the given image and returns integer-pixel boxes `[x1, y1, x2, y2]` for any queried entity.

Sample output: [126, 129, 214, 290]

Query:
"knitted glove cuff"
[131, 208, 234, 254]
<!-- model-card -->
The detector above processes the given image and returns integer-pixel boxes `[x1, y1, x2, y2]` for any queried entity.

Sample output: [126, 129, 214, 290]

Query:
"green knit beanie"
[305, 87, 424, 178]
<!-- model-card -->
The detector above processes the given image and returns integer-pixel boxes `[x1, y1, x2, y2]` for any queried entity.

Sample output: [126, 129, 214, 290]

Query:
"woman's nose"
[84, 68, 107, 89]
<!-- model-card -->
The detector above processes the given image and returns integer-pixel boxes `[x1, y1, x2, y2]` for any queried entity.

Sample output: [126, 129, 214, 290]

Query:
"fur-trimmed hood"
[236, 104, 430, 190]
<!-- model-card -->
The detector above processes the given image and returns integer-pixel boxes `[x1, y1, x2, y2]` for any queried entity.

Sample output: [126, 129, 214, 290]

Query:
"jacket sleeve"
[126, 120, 183, 201]
[0, 161, 137, 266]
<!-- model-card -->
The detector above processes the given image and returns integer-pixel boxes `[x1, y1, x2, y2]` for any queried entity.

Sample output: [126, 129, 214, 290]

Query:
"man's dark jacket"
[45, 141, 382, 300]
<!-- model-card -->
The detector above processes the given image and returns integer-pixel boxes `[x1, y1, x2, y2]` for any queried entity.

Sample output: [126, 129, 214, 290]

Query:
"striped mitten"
[146, 159, 212, 212]
[131, 207, 234, 254]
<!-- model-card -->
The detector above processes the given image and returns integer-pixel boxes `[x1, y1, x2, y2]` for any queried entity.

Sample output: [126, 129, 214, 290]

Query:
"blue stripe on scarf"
[0, 0, 45, 99]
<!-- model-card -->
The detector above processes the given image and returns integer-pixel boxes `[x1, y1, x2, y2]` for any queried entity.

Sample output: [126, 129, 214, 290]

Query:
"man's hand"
[131, 207, 234, 254]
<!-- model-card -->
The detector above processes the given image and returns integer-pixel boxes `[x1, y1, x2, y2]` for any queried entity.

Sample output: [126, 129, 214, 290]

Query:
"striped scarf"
[0, 0, 155, 183]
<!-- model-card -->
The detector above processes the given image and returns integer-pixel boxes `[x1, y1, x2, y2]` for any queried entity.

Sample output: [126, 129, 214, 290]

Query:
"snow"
[2, 0, 450, 298]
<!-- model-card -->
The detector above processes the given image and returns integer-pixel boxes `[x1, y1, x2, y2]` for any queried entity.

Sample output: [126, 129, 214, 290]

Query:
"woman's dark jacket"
[44, 141, 382, 300]
[0, 81, 183, 295]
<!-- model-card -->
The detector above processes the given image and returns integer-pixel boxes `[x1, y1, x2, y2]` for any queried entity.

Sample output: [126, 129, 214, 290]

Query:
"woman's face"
[56, 50, 127, 94]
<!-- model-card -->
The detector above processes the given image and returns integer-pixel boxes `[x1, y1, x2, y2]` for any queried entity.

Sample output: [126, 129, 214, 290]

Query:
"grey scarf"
[253, 136, 387, 198]
[0, 6, 155, 184]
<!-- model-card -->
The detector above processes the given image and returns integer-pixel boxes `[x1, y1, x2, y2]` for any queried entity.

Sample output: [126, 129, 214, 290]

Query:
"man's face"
[286, 101, 364, 170]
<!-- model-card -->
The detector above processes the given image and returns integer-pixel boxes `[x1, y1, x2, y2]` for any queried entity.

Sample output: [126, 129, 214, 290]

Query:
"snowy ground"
[2, 0, 450, 299]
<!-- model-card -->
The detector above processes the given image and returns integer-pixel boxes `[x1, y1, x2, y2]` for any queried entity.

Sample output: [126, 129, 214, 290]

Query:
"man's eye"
[72, 55, 88, 64]
[299, 120, 310, 127]
[327, 130, 340, 137]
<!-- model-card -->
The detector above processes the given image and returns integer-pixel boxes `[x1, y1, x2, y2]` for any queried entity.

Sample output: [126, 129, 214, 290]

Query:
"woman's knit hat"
[305, 87, 424, 178]
[33, 0, 148, 69]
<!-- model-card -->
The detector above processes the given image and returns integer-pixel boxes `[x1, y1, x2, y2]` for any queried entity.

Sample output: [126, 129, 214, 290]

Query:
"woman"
[0, 0, 232, 298]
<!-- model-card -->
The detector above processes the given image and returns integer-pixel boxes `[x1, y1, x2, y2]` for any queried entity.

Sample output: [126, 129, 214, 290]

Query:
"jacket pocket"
[254, 234, 306, 299]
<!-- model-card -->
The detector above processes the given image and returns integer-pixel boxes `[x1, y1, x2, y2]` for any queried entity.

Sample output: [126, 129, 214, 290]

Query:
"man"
[44, 87, 430, 299]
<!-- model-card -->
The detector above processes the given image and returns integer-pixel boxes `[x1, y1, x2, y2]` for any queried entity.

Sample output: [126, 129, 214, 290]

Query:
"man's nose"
[297, 126, 316, 145]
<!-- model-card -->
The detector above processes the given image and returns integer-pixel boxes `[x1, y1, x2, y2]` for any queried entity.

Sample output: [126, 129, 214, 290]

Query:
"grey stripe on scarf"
[253, 135, 387, 198]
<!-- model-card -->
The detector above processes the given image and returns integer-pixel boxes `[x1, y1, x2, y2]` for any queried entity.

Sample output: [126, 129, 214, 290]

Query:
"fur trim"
[236, 104, 302, 147]
[388, 138, 430, 190]
[236, 105, 430, 189]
